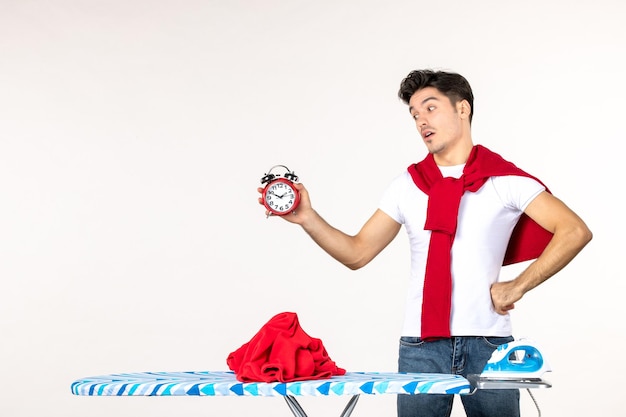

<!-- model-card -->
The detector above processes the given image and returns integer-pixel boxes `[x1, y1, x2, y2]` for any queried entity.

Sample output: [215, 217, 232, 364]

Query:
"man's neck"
[432, 141, 475, 166]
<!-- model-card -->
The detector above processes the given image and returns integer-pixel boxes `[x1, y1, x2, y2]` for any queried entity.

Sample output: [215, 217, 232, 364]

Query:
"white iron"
[480, 339, 551, 379]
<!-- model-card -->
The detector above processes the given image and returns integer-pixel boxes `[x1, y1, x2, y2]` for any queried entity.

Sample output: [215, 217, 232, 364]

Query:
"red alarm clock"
[260, 165, 300, 216]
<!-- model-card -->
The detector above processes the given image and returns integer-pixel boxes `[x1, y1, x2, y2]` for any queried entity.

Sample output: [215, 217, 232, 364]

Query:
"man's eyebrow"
[421, 96, 439, 105]
[409, 96, 439, 113]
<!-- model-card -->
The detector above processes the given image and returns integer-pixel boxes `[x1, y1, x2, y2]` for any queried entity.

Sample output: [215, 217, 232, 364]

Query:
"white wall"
[1, 1, 623, 416]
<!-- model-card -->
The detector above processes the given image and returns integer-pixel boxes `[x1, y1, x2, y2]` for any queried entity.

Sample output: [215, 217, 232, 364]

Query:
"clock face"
[264, 179, 299, 215]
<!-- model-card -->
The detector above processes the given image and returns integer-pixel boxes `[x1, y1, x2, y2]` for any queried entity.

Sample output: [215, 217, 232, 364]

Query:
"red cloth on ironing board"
[407, 145, 553, 341]
[226, 312, 346, 383]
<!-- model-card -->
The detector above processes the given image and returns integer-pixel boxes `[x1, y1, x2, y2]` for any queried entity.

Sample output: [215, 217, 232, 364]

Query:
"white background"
[1, 1, 624, 416]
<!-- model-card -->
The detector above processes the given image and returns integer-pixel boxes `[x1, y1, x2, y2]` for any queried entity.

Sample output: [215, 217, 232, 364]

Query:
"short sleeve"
[378, 173, 408, 224]
[491, 175, 546, 212]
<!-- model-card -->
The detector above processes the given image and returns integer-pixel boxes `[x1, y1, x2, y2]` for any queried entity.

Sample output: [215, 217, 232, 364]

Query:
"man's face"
[408, 87, 467, 156]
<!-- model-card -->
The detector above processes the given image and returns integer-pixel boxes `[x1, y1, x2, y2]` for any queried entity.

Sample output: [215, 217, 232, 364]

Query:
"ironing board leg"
[339, 395, 360, 417]
[284, 395, 309, 417]
[283, 395, 360, 417]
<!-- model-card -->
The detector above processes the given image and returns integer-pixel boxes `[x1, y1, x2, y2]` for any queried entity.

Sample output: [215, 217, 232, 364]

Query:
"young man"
[258, 69, 592, 417]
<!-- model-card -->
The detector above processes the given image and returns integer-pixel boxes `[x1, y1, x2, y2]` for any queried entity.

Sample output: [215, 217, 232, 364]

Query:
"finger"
[499, 304, 515, 314]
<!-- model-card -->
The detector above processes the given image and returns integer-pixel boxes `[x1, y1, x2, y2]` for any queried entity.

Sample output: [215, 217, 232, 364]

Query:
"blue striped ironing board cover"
[71, 371, 471, 397]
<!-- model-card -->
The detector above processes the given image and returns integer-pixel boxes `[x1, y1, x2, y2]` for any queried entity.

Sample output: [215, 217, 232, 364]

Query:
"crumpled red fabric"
[226, 312, 346, 383]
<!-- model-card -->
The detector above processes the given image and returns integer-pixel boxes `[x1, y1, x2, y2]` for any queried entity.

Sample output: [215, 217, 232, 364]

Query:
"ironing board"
[71, 371, 472, 417]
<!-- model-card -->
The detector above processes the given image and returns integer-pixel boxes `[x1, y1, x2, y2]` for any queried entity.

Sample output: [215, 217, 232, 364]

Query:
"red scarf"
[407, 145, 553, 341]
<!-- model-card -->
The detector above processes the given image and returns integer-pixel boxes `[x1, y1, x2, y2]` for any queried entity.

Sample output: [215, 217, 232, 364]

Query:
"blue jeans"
[397, 336, 520, 417]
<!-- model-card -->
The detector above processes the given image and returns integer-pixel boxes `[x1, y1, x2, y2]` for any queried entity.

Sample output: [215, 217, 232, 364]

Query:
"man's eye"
[412, 114, 419, 120]
[428, 106, 435, 111]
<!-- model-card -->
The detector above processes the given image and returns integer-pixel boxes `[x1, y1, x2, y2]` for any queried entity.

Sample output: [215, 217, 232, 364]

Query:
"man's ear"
[458, 99, 472, 120]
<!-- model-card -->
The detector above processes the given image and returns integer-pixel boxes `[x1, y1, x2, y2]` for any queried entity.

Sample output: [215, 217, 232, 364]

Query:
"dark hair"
[398, 69, 474, 123]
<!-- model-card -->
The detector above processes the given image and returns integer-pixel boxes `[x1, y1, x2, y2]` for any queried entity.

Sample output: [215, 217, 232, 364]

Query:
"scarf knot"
[424, 177, 464, 236]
